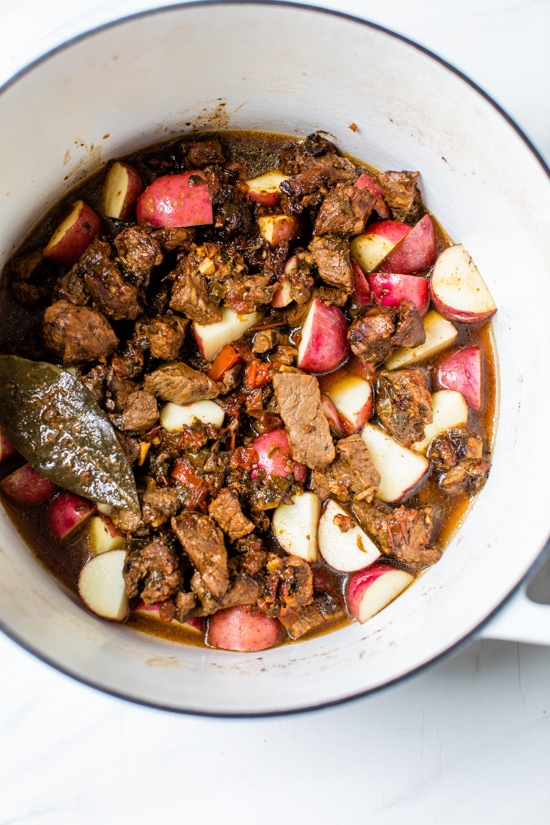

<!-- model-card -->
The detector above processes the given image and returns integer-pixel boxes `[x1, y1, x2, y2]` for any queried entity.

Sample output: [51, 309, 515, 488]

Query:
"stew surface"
[0, 131, 497, 651]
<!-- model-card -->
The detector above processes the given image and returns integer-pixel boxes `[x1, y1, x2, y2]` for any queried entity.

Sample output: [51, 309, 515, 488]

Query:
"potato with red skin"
[251, 428, 307, 482]
[378, 214, 436, 274]
[436, 346, 482, 409]
[136, 170, 213, 227]
[351, 259, 371, 305]
[368, 272, 430, 315]
[346, 563, 414, 624]
[350, 219, 411, 274]
[297, 298, 350, 373]
[430, 244, 497, 323]
[322, 372, 373, 435]
[207, 605, 283, 652]
[44, 200, 102, 268]
[257, 213, 300, 247]
[245, 171, 288, 206]
[102, 161, 144, 220]
[0, 464, 57, 505]
[0, 427, 18, 463]
[354, 172, 390, 218]
[48, 491, 96, 540]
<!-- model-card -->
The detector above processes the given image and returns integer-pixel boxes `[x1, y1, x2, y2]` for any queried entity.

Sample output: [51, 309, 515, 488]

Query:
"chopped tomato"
[208, 344, 241, 381]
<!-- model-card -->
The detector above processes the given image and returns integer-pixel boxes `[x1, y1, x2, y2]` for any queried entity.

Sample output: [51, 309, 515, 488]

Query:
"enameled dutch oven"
[0, 2, 549, 716]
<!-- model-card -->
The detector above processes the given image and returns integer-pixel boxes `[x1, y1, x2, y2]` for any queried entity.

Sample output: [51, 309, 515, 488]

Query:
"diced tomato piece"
[208, 344, 241, 382]
[245, 360, 272, 388]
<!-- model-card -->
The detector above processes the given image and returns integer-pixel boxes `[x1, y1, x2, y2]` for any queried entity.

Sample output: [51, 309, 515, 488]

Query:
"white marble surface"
[0, 1, 549, 822]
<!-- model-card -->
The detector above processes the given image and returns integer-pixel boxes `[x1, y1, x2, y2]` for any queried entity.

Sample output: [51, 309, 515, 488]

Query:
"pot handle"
[477, 541, 550, 646]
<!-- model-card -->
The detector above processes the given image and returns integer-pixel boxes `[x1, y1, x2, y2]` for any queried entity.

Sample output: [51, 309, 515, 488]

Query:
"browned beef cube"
[76, 238, 141, 321]
[123, 540, 183, 604]
[309, 234, 353, 292]
[169, 255, 222, 325]
[184, 138, 225, 168]
[144, 362, 219, 405]
[392, 301, 426, 348]
[120, 390, 159, 433]
[222, 274, 277, 314]
[171, 512, 229, 599]
[280, 590, 346, 639]
[114, 226, 163, 289]
[141, 483, 180, 527]
[310, 434, 380, 503]
[208, 488, 255, 542]
[134, 315, 188, 361]
[42, 300, 118, 364]
[378, 170, 423, 223]
[149, 226, 196, 252]
[428, 427, 492, 494]
[348, 305, 396, 363]
[375, 369, 432, 447]
[272, 371, 335, 469]
[314, 183, 375, 236]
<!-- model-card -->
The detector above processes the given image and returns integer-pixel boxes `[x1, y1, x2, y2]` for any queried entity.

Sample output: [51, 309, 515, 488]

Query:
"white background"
[0, 1, 549, 823]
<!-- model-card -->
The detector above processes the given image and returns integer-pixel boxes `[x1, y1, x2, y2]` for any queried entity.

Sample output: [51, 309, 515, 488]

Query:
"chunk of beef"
[222, 274, 277, 314]
[171, 511, 229, 599]
[392, 301, 426, 349]
[141, 483, 181, 527]
[208, 488, 255, 542]
[53, 266, 89, 306]
[314, 183, 375, 237]
[114, 226, 163, 289]
[120, 390, 159, 433]
[148, 226, 196, 252]
[79, 363, 108, 404]
[184, 138, 225, 168]
[427, 426, 492, 494]
[190, 554, 262, 616]
[134, 315, 188, 361]
[144, 362, 219, 405]
[260, 553, 314, 622]
[8, 250, 57, 307]
[310, 434, 380, 503]
[42, 300, 118, 364]
[272, 371, 335, 469]
[123, 540, 183, 604]
[376, 369, 432, 447]
[348, 305, 396, 363]
[352, 498, 441, 570]
[252, 329, 279, 354]
[280, 590, 346, 639]
[309, 234, 353, 292]
[311, 285, 350, 307]
[173, 591, 198, 623]
[169, 253, 222, 324]
[75, 238, 141, 321]
[282, 250, 315, 304]
[378, 170, 423, 223]
[272, 345, 297, 366]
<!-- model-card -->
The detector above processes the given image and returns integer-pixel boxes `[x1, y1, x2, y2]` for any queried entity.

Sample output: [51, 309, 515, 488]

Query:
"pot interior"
[0, 2, 549, 715]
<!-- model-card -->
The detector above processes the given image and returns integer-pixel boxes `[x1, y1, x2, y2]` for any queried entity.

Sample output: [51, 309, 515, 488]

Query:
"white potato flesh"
[272, 492, 321, 562]
[87, 515, 125, 555]
[385, 310, 458, 369]
[347, 566, 415, 624]
[412, 390, 469, 453]
[193, 307, 260, 362]
[78, 550, 129, 621]
[361, 423, 430, 502]
[430, 244, 497, 321]
[318, 499, 380, 572]
[350, 233, 395, 274]
[160, 400, 225, 431]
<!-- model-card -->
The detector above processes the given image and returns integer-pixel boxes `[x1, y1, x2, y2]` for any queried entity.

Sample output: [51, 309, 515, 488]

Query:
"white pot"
[0, 2, 548, 716]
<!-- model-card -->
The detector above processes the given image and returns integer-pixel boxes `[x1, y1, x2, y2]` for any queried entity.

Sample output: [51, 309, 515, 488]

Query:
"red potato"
[136, 170, 213, 228]
[412, 390, 468, 453]
[321, 393, 344, 437]
[271, 254, 301, 307]
[272, 491, 321, 562]
[43, 200, 102, 268]
[385, 309, 458, 370]
[48, 491, 96, 540]
[87, 514, 125, 554]
[323, 371, 373, 434]
[351, 259, 371, 305]
[134, 601, 205, 634]
[360, 423, 430, 502]
[297, 298, 350, 373]
[354, 172, 391, 218]
[437, 346, 482, 410]
[0, 427, 18, 463]
[101, 161, 144, 220]
[430, 243, 497, 323]
[257, 213, 300, 247]
[193, 307, 260, 362]
[318, 499, 381, 572]
[78, 549, 129, 621]
[378, 214, 436, 274]
[251, 429, 307, 482]
[207, 605, 283, 652]
[346, 564, 414, 624]
[245, 171, 288, 206]
[0, 463, 57, 505]
[368, 271, 430, 315]
[160, 399, 225, 431]
[350, 220, 411, 274]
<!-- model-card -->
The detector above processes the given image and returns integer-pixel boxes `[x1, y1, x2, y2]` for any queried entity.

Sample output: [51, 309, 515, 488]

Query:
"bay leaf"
[0, 355, 140, 512]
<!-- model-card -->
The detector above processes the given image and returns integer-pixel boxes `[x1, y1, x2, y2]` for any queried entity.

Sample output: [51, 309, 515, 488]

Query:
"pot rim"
[0, 0, 549, 717]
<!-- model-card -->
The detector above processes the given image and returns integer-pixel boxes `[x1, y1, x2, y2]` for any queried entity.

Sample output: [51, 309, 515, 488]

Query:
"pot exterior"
[0, 3, 548, 715]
